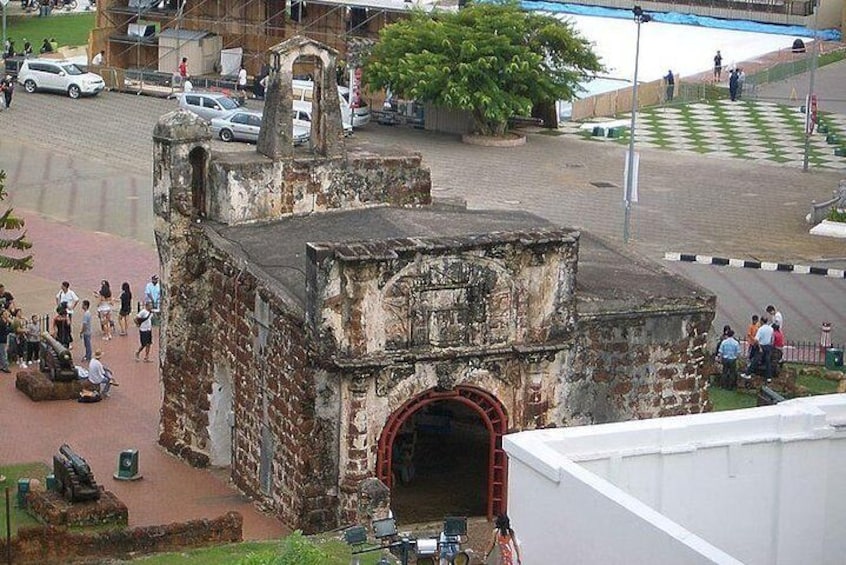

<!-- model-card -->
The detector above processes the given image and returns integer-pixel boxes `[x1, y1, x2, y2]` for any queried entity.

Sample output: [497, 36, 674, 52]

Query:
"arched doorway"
[377, 385, 507, 522]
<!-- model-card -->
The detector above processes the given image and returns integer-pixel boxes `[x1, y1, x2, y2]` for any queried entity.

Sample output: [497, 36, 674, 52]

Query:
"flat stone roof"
[576, 235, 714, 315]
[207, 206, 710, 312]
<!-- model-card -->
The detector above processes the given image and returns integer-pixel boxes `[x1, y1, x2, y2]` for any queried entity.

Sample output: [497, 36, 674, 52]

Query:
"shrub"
[236, 532, 329, 565]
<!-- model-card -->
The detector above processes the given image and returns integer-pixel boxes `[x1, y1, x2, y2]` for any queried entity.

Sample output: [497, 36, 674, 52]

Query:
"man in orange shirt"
[745, 314, 761, 361]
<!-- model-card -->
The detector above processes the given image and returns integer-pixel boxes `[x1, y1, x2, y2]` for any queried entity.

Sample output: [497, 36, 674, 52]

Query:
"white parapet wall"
[504, 395, 846, 565]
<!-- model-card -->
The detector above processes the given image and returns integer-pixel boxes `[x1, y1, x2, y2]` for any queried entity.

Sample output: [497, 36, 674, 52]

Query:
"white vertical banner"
[623, 150, 640, 204]
[804, 94, 812, 134]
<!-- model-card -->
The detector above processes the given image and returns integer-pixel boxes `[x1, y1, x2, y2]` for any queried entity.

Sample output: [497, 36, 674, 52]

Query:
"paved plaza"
[0, 59, 844, 541]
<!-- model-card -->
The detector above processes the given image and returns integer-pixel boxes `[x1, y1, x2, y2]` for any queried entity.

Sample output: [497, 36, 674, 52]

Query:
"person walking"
[56, 281, 80, 324]
[728, 69, 739, 102]
[117, 282, 132, 336]
[237, 64, 248, 93]
[748, 316, 774, 381]
[745, 314, 761, 361]
[52, 304, 72, 349]
[134, 301, 154, 362]
[717, 329, 741, 390]
[486, 514, 522, 565]
[144, 274, 161, 312]
[0, 76, 13, 111]
[737, 68, 746, 99]
[0, 311, 12, 374]
[664, 69, 675, 103]
[766, 304, 783, 330]
[713, 50, 723, 81]
[79, 300, 93, 362]
[95, 280, 114, 340]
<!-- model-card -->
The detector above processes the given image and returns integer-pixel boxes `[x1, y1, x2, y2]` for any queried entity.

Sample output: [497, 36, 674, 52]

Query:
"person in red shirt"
[772, 323, 785, 368]
[178, 57, 188, 79]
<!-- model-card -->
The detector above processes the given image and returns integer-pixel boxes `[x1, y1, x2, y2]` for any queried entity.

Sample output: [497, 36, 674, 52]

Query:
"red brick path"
[0, 212, 287, 540]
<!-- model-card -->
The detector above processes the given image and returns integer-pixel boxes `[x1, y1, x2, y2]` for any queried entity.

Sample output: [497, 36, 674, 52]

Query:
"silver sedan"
[210, 110, 310, 145]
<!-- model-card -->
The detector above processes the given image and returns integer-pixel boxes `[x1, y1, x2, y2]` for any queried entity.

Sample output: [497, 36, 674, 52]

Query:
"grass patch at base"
[5, 13, 95, 50]
[709, 386, 758, 411]
[129, 536, 390, 564]
[0, 462, 51, 535]
[797, 372, 839, 395]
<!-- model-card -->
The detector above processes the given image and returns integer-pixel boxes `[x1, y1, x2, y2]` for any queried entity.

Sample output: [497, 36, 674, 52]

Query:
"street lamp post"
[1, 0, 9, 64]
[623, 6, 651, 244]
[802, 0, 819, 173]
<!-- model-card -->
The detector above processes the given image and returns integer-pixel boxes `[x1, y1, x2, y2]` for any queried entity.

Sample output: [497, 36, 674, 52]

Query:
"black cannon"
[53, 444, 101, 503]
[39, 331, 78, 382]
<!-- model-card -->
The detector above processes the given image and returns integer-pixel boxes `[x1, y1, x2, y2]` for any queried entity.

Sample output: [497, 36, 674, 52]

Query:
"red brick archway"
[376, 385, 508, 519]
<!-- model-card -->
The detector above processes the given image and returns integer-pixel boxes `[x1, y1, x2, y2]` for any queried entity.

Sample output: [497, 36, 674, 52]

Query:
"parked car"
[292, 79, 369, 128]
[17, 59, 105, 98]
[293, 100, 354, 136]
[177, 92, 242, 122]
[210, 110, 310, 145]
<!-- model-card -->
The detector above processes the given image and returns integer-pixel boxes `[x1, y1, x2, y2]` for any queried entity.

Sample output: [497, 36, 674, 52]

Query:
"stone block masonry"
[0, 512, 242, 564]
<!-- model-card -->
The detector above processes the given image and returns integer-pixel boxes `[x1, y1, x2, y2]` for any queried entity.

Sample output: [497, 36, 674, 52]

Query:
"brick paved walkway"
[0, 216, 286, 540]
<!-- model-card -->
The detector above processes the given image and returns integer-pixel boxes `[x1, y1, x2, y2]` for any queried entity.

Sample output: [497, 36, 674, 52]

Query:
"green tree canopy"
[364, 0, 602, 135]
[0, 171, 34, 271]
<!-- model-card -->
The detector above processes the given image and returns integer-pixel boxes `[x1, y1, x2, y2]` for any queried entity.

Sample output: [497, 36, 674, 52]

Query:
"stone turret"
[257, 36, 346, 160]
[152, 110, 216, 466]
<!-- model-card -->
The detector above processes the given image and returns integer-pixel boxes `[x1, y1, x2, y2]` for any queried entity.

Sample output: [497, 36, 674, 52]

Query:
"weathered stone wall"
[562, 308, 715, 425]
[0, 511, 242, 564]
[304, 229, 581, 520]
[306, 229, 579, 362]
[158, 236, 341, 532]
[206, 152, 432, 225]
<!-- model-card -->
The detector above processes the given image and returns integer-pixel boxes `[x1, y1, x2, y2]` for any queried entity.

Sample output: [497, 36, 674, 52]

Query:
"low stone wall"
[28, 489, 128, 527]
[0, 511, 243, 564]
[16, 369, 84, 401]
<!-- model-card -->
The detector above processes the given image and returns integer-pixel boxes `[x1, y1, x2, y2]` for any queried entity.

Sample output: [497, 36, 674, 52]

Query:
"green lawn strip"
[0, 462, 51, 535]
[709, 386, 758, 411]
[4, 13, 95, 51]
[128, 534, 389, 564]
[796, 372, 840, 395]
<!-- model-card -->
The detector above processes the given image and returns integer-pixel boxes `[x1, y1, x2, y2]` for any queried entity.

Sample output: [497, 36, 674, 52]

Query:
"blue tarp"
[521, 0, 842, 41]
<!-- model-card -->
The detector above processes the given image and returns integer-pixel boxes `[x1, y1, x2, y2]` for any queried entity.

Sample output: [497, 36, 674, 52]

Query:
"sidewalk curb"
[664, 252, 846, 278]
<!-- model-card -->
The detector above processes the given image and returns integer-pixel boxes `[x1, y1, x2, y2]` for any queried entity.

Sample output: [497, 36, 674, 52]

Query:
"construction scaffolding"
[90, 0, 449, 94]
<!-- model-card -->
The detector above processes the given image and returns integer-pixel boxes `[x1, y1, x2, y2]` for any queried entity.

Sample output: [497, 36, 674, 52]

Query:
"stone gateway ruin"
[153, 38, 715, 532]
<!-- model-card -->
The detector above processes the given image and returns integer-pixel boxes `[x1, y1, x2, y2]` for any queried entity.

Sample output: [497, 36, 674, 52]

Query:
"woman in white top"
[94, 280, 114, 340]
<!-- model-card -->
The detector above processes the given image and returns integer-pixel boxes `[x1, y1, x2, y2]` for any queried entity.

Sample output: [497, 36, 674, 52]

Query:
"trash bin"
[825, 348, 844, 370]
[17, 478, 31, 509]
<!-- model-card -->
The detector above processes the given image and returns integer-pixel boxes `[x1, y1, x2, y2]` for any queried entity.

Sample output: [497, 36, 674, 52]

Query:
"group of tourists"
[0, 275, 163, 398]
[0, 284, 42, 374]
[713, 50, 746, 101]
[716, 304, 785, 390]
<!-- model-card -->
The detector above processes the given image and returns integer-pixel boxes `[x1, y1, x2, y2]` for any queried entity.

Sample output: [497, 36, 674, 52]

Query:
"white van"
[293, 100, 353, 136]
[17, 59, 105, 98]
[292, 79, 371, 128]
